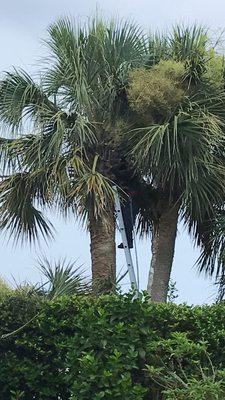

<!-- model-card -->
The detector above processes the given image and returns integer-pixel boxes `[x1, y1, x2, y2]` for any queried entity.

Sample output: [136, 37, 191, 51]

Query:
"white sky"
[0, 0, 222, 304]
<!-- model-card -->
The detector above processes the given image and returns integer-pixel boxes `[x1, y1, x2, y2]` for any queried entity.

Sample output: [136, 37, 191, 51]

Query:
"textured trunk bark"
[89, 207, 116, 293]
[147, 203, 179, 302]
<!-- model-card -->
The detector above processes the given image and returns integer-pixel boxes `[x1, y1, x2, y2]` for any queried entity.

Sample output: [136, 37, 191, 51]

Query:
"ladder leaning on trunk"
[113, 186, 139, 297]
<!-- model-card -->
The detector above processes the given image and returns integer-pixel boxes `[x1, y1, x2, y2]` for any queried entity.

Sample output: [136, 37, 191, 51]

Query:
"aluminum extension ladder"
[113, 186, 138, 295]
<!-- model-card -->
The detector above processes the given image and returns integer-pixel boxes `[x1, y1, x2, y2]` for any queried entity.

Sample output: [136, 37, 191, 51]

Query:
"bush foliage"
[1, 293, 225, 399]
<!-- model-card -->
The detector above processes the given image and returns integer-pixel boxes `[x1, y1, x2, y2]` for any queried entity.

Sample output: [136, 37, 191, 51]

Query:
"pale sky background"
[1, 0, 224, 304]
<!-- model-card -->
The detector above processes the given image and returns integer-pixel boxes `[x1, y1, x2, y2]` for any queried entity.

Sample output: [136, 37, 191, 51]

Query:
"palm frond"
[171, 25, 207, 60]
[100, 19, 147, 71]
[45, 18, 94, 110]
[0, 69, 58, 130]
[192, 209, 225, 278]
[171, 25, 208, 83]
[130, 97, 225, 188]
[68, 155, 115, 225]
[38, 257, 90, 298]
[44, 17, 147, 123]
[215, 274, 225, 302]
[0, 173, 54, 243]
[147, 32, 170, 66]
[129, 123, 170, 171]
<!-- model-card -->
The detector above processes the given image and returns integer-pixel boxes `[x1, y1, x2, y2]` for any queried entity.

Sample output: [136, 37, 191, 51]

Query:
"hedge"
[1, 293, 225, 399]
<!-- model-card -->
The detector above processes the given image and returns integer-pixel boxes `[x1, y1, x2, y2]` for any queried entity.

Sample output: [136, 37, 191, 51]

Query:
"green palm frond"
[100, 19, 147, 71]
[38, 257, 90, 298]
[194, 209, 225, 278]
[69, 155, 116, 224]
[171, 25, 208, 83]
[171, 25, 207, 61]
[148, 32, 170, 66]
[187, 86, 225, 122]
[0, 69, 58, 130]
[129, 123, 170, 170]
[44, 17, 147, 121]
[45, 17, 99, 111]
[0, 137, 24, 174]
[0, 173, 54, 243]
[130, 98, 225, 186]
[182, 164, 225, 221]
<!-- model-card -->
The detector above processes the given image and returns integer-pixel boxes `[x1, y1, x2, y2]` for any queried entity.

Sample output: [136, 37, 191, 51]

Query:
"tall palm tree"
[0, 18, 147, 290]
[126, 26, 225, 301]
[1, 21, 225, 302]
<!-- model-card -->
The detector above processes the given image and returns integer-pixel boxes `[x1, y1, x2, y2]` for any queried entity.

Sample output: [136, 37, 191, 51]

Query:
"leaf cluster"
[128, 62, 186, 123]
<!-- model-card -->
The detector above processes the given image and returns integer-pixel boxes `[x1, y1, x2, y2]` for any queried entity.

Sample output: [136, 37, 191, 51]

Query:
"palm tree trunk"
[147, 203, 179, 302]
[89, 207, 116, 293]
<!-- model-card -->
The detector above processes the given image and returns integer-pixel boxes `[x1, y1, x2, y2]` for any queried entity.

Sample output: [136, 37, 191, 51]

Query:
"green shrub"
[164, 378, 225, 400]
[146, 332, 225, 399]
[1, 293, 225, 399]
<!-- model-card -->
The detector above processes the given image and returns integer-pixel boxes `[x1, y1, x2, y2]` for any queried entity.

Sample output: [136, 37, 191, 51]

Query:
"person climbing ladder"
[109, 156, 140, 249]
[117, 181, 139, 249]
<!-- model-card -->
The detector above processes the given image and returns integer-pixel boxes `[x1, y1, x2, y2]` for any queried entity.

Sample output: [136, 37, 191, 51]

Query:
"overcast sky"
[1, 0, 223, 304]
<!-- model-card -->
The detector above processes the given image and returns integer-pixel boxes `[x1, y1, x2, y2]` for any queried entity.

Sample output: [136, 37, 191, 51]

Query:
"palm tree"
[0, 17, 147, 290]
[126, 26, 225, 301]
[1, 21, 225, 302]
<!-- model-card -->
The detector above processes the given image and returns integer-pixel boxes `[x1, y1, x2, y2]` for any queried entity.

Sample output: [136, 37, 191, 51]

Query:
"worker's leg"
[122, 199, 134, 248]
